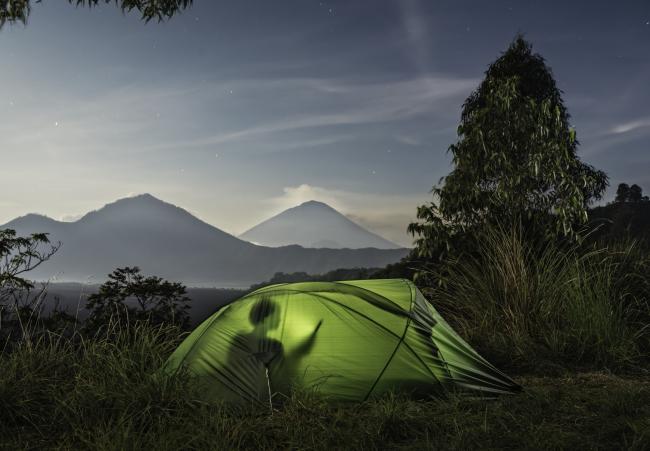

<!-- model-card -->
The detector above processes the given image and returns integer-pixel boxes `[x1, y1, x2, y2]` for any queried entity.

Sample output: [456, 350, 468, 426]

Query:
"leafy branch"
[0, 0, 193, 28]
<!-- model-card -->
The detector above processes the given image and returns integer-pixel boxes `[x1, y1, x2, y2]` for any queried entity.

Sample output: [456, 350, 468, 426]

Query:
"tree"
[85, 266, 190, 331]
[0, 228, 60, 342]
[629, 184, 643, 203]
[613, 183, 647, 203]
[408, 36, 608, 260]
[0, 0, 192, 28]
[615, 183, 631, 203]
[0, 228, 59, 307]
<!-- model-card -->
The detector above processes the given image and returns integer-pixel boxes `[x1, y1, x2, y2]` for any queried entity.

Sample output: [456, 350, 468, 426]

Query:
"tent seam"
[362, 279, 415, 401]
[394, 284, 451, 388]
[257, 281, 408, 316]
[335, 280, 408, 312]
[418, 296, 455, 382]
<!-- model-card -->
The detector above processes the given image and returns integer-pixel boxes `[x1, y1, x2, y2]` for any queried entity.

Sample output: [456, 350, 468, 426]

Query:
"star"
[54, 121, 59, 127]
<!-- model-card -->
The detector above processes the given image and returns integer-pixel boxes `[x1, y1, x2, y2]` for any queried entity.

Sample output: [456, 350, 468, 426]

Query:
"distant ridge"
[240, 200, 400, 249]
[1, 194, 408, 286]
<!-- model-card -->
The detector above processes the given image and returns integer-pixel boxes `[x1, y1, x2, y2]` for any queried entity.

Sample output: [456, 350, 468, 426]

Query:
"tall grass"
[1, 322, 649, 450]
[424, 225, 650, 372]
[0, 321, 193, 448]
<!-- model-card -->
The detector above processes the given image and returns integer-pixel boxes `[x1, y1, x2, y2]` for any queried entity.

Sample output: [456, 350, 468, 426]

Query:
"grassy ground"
[1, 326, 648, 450]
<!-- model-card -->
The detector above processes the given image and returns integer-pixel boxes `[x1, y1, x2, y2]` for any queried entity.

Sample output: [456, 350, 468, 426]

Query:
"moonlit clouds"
[121, 75, 477, 152]
[0, 75, 474, 159]
[59, 214, 84, 222]
[609, 118, 650, 135]
[398, 0, 434, 74]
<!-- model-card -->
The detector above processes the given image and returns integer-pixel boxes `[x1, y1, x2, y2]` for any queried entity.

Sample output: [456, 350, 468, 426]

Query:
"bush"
[85, 266, 191, 333]
[0, 228, 64, 346]
[422, 224, 650, 372]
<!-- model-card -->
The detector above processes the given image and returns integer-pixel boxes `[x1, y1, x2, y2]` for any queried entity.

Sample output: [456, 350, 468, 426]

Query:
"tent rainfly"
[164, 279, 520, 405]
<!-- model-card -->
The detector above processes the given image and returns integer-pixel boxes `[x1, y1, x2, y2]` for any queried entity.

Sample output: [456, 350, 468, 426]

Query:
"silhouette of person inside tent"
[226, 295, 322, 405]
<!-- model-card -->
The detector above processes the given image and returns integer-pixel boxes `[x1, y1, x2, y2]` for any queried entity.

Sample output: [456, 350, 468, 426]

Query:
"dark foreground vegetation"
[1, 322, 648, 450]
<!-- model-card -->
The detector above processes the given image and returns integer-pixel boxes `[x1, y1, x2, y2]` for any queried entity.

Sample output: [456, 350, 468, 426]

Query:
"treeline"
[587, 183, 650, 245]
[247, 267, 384, 291]
[247, 259, 420, 291]
[614, 183, 649, 203]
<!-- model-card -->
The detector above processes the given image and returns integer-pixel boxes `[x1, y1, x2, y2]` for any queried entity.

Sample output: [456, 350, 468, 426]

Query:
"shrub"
[422, 224, 650, 372]
[85, 266, 190, 334]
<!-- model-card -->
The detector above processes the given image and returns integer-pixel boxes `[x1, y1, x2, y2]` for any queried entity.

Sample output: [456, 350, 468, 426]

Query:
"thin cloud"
[139, 75, 477, 151]
[608, 117, 650, 135]
[399, 0, 433, 74]
[269, 184, 347, 212]
[59, 213, 84, 222]
[394, 134, 422, 146]
[1, 75, 476, 158]
[582, 116, 650, 156]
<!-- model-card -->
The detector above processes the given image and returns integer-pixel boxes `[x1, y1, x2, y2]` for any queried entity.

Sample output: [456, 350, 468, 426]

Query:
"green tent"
[164, 279, 520, 405]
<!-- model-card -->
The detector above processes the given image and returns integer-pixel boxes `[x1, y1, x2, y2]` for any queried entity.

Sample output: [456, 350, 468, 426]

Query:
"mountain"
[239, 200, 400, 249]
[1, 194, 408, 287]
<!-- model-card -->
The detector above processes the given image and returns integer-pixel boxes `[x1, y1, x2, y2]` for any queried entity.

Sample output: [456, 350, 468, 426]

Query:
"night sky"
[1, 0, 649, 246]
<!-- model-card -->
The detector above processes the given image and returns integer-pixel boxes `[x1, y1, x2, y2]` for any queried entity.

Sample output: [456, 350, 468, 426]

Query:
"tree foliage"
[615, 183, 631, 203]
[408, 36, 608, 260]
[614, 183, 648, 203]
[0, 228, 59, 305]
[85, 266, 190, 330]
[629, 184, 644, 203]
[0, 0, 192, 28]
[0, 228, 61, 342]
